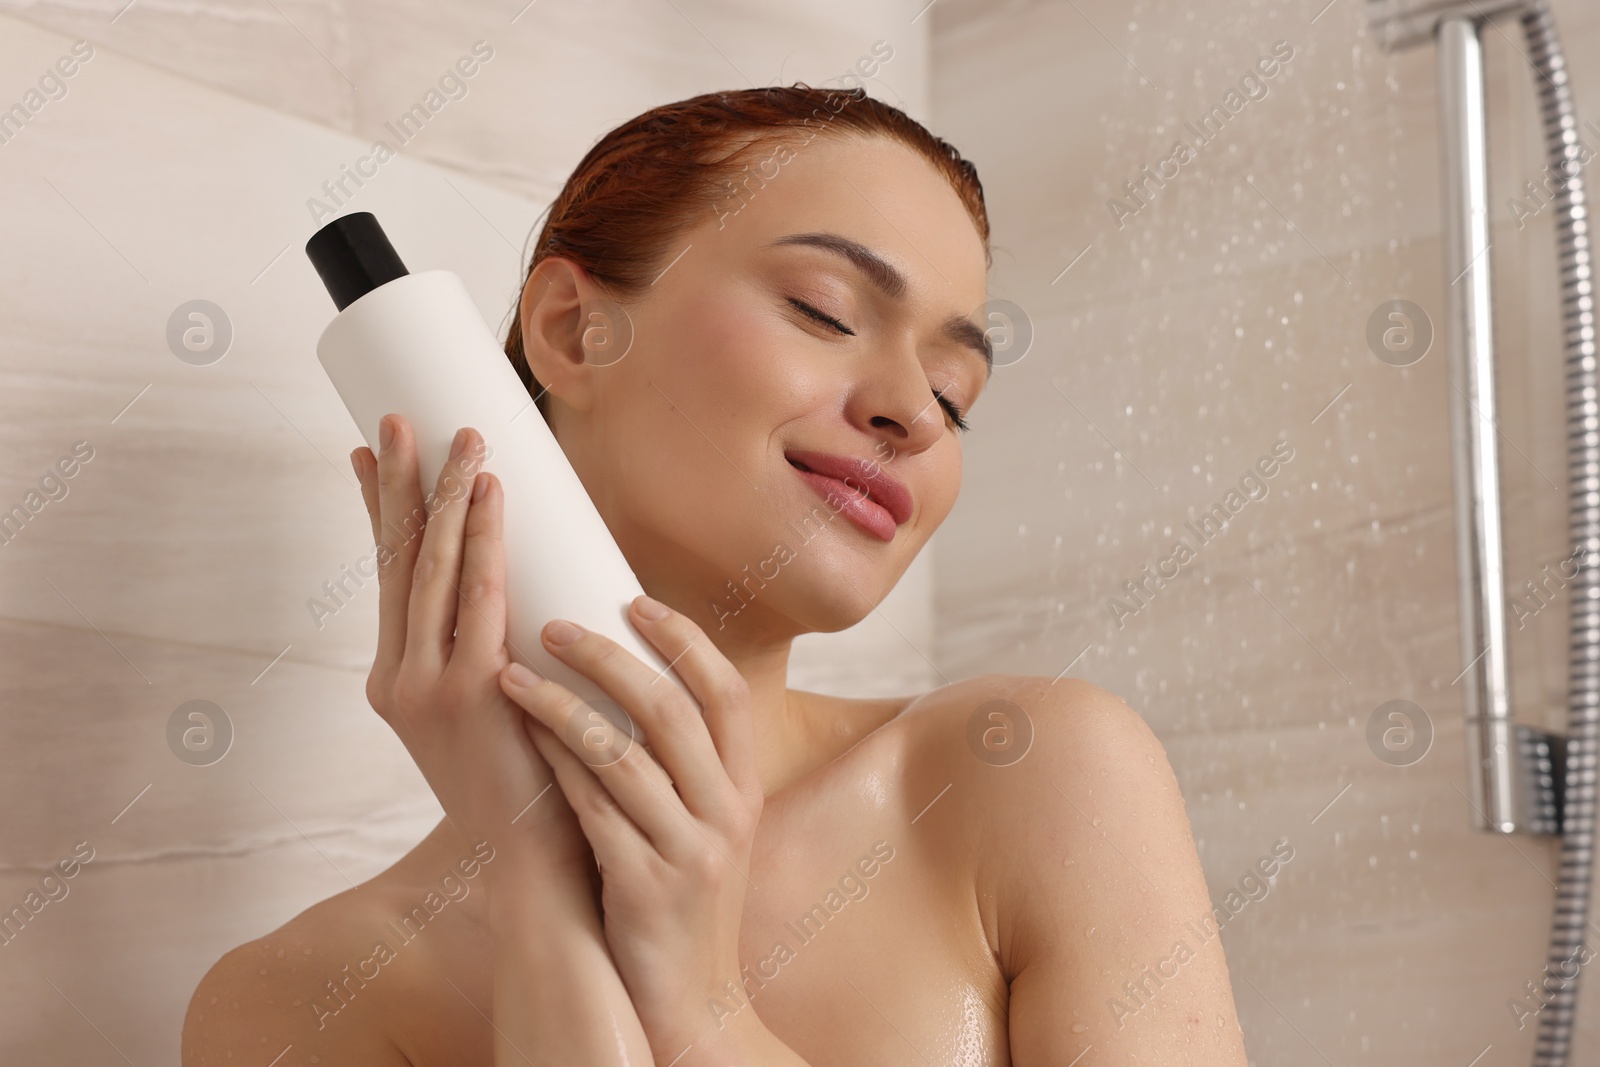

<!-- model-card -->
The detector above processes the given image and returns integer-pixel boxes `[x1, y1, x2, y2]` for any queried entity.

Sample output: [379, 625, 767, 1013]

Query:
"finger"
[539, 617, 735, 823]
[353, 446, 381, 546]
[404, 425, 485, 677]
[501, 665, 685, 851]
[373, 414, 427, 683]
[524, 716, 653, 869]
[627, 597, 761, 802]
[449, 469, 508, 670]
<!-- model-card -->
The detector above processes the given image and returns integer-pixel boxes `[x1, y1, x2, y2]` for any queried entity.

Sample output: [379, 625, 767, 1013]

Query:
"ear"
[518, 256, 607, 415]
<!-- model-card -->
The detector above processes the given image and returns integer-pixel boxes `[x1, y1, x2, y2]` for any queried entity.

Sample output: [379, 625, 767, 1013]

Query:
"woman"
[183, 85, 1248, 1066]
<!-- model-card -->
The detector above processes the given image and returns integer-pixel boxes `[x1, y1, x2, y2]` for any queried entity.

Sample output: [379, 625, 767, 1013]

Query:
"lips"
[784, 449, 914, 536]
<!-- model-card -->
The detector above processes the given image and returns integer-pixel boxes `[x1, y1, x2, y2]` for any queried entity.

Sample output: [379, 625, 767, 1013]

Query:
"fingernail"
[450, 427, 468, 460]
[350, 449, 361, 480]
[544, 619, 582, 645]
[634, 594, 670, 620]
[379, 415, 395, 453]
[472, 472, 488, 503]
[507, 661, 543, 687]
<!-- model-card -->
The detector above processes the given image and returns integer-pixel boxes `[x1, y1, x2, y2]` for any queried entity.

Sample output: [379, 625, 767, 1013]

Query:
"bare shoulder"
[891, 671, 1173, 809]
[891, 672, 1201, 943]
[182, 882, 416, 1067]
[974, 671, 1176, 801]
[895, 674, 1245, 1057]
[964, 672, 1193, 887]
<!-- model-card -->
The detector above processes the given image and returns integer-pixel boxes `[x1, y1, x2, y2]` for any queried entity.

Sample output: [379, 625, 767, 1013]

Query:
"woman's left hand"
[496, 594, 765, 1059]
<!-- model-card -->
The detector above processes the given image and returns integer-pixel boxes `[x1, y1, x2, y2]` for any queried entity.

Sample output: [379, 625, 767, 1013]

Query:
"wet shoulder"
[181, 876, 433, 1067]
[876, 673, 1167, 928]
[889, 671, 1155, 792]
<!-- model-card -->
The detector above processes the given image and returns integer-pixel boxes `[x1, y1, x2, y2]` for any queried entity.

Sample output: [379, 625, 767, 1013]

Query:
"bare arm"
[481, 845, 660, 1065]
[486, 851, 821, 1067]
[349, 417, 660, 1066]
[494, 599, 823, 1067]
[992, 678, 1250, 1065]
[336, 417, 816, 1065]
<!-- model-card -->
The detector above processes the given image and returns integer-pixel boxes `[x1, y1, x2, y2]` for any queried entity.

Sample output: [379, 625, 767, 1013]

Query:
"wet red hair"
[502, 83, 990, 423]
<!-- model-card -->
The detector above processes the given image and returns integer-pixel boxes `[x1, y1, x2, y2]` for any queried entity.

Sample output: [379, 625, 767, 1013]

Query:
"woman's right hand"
[352, 414, 596, 912]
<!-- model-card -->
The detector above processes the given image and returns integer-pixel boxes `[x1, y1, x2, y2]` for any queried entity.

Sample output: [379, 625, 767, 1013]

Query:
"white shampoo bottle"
[305, 211, 687, 739]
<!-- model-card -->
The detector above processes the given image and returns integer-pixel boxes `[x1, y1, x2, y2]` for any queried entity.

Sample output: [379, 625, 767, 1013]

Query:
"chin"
[702, 533, 902, 636]
[785, 551, 912, 634]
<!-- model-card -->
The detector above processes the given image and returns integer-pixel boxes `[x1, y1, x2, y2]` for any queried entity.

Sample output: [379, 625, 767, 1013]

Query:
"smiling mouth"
[786, 459, 899, 542]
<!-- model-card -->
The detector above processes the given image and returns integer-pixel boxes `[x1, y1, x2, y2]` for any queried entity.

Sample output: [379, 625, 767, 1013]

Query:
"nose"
[845, 341, 947, 458]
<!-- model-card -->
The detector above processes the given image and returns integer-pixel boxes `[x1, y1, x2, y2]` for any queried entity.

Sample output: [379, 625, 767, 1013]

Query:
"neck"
[425, 602, 897, 878]
[709, 623, 821, 798]
[629, 560, 844, 795]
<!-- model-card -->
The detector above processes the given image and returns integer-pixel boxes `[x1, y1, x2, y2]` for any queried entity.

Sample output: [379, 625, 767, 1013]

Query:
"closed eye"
[787, 297, 972, 433]
[787, 297, 854, 335]
[935, 390, 971, 432]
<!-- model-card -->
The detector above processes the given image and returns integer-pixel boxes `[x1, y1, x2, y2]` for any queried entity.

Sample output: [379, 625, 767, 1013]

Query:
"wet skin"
[183, 132, 1247, 1066]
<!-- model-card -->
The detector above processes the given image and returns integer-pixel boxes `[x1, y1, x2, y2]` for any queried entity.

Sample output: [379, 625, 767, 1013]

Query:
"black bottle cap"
[305, 211, 410, 311]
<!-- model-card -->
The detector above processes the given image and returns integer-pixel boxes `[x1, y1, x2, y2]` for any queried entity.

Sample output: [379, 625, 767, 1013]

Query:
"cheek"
[695, 294, 819, 401]
[599, 292, 814, 540]
[658, 290, 835, 463]
[902, 441, 960, 538]
[929, 445, 962, 522]
[607, 291, 783, 439]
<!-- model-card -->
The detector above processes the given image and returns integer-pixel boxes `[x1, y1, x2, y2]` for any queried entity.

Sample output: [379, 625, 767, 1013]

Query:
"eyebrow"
[767, 231, 993, 379]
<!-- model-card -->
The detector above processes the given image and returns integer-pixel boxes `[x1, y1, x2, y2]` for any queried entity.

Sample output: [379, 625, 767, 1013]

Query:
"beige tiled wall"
[8, 0, 1597, 1063]
[0, 4, 931, 1062]
[931, 0, 1600, 1062]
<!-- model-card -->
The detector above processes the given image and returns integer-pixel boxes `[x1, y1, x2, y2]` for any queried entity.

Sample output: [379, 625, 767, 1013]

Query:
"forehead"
[692, 133, 988, 311]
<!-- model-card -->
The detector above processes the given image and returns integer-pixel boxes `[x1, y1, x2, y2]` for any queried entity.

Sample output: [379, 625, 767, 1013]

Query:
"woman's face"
[522, 132, 991, 643]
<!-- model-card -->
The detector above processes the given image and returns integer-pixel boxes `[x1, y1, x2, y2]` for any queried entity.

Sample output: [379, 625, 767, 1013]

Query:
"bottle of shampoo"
[305, 211, 686, 733]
